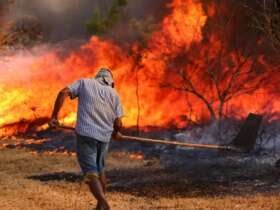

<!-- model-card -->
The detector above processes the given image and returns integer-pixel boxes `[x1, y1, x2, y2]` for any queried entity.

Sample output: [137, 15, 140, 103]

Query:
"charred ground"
[0, 128, 280, 210]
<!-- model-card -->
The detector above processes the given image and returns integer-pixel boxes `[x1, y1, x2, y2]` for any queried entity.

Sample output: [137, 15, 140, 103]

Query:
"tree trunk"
[218, 101, 225, 120]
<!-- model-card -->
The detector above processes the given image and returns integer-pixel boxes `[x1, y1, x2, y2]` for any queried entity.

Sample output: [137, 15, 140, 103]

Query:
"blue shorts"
[76, 134, 109, 179]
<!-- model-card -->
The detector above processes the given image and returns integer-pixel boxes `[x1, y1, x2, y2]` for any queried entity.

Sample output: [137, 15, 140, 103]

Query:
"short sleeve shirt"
[68, 78, 124, 142]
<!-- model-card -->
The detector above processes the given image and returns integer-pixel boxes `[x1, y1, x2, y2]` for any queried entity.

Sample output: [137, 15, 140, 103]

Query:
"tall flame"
[0, 0, 279, 136]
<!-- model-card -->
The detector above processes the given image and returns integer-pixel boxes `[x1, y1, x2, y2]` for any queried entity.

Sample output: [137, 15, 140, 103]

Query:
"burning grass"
[0, 0, 279, 137]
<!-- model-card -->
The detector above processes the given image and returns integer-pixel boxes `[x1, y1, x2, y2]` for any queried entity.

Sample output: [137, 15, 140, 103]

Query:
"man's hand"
[50, 87, 71, 128]
[113, 118, 122, 132]
[112, 117, 123, 141]
[112, 131, 123, 141]
[48, 118, 60, 129]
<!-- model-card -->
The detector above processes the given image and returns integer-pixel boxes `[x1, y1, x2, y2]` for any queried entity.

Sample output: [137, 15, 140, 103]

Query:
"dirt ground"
[0, 138, 280, 210]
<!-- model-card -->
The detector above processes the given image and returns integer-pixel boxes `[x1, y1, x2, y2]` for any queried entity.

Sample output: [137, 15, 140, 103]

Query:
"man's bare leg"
[86, 177, 110, 210]
[95, 171, 107, 209]
[99, 171, 107, 193]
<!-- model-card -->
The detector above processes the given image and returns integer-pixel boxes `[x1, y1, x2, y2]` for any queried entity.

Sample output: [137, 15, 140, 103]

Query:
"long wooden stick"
[59, 125, 240, 151]
[121, 135, 239, 151]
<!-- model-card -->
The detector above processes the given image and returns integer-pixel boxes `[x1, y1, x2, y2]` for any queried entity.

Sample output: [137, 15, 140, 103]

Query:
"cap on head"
[95, 67, 114, 87]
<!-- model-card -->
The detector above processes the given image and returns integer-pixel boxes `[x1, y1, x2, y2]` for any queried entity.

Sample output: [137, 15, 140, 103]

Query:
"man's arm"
[49, 87, 71, 128]
[112, 117, 123, 140]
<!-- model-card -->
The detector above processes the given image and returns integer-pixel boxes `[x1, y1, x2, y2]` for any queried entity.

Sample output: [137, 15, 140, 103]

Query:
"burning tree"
[154, 2, 272, 122]
[161, 38, 269, 121]
[0, 0, 279, 136]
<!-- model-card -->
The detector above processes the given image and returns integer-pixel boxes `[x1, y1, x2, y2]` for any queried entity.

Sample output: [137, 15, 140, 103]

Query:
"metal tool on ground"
[231, 113, 263, 152]
[58, 113, 262, 152]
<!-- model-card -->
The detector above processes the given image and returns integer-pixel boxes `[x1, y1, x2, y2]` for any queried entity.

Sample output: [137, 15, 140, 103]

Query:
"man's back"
[68, 78, 123, 142]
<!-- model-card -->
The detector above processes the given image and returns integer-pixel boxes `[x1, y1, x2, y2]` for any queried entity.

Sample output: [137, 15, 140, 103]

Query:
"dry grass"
[0, 147, 280, 210]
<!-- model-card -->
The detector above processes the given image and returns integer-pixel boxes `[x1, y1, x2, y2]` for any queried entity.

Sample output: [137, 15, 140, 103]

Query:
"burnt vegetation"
[159, 1, 273, 122]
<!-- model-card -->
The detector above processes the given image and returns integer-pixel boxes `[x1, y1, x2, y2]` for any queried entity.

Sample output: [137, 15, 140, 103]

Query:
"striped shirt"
[68, 78, 124, 143]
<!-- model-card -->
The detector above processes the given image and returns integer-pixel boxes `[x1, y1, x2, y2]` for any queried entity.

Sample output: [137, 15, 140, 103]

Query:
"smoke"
[6, 0, 169, 42]
[7, 0, 98, 41]
[175, 119, 280, 155]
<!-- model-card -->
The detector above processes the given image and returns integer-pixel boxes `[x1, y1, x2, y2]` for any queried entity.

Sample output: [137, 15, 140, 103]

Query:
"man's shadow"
[27, 172, 82, 182]
[26, 160, 280, 199]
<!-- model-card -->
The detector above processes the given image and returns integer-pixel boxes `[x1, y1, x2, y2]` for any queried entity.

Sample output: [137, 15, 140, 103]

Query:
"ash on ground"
[1, 121, 280, 196]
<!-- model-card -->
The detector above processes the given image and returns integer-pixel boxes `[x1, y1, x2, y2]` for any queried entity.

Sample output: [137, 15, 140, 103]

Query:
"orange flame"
[0, 0, 279, 136]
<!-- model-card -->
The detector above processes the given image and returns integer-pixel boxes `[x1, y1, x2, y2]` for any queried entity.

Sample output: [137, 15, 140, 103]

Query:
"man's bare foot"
[95, 201, 109, 210]
[101, 200, 110, 210]
[95, 201, 103, 210]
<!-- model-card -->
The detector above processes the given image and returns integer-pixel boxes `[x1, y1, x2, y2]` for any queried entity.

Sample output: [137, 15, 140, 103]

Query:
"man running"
[49, 68, 124, 210]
